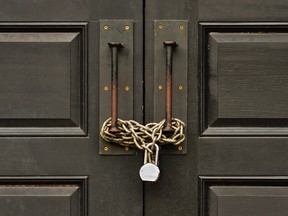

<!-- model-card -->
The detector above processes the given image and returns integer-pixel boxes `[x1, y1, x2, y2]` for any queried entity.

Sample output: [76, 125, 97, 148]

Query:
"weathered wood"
[145, 0, 197, 215]
[0, 1, 144, 216]
[145, 1, 288, 216]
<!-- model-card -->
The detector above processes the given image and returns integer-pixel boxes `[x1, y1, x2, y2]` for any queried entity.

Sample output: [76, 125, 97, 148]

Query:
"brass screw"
[125, 85, 130, 91]
[159, 24, 164, 29]
[103, 25, 109, 30]
[158, 85, 163, 90]
[104, 146, 109, 151]
[125, 147, 129, 151]
[178, 85, 183, 90]
[179, 24, 184, 30]
[125, 25, 130, 30]
[104, 85, 109, 91]
[178, 146, 183, 151]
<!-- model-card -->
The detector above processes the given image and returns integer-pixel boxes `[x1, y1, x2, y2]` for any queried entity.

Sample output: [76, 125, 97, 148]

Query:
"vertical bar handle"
[162, 41, 178, 134]
[108, 42, 124, 133]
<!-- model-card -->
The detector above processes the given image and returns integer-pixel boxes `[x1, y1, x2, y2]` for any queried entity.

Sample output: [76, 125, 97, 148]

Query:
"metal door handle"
[108, 42, 123, 133]
[100, 37, 185, 157]
[162, 41, 178, 134]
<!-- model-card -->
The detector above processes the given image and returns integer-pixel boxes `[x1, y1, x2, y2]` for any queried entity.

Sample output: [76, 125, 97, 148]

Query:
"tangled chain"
[100, 118, 185, 154]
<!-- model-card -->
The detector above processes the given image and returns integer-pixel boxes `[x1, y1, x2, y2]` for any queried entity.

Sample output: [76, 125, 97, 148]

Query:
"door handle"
[108, 42, 123, 133]
[99, 20, 187, 156]
[99, 20, 134, 155]
[101, 39, 185, 150]
[153, 20, 188, 154]
[106, 40, 179, 135]
[163, 41, 178, 134]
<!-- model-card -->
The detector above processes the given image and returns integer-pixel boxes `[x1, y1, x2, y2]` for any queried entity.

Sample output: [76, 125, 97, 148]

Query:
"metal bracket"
[99, 20, 134, 155]
[154, 20, 188, 154]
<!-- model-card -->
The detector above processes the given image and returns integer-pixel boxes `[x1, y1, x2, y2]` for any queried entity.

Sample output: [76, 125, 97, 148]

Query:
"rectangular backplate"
[154, 20, 188, 154]
[99, 20, 134, 155]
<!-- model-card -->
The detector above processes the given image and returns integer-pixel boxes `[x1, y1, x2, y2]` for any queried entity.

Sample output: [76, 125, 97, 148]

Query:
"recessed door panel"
[201, 24, 288, 136]
[202, 177, 288, 216]
[208, 186, 288, 216]
[0, 23, 87, 136]
[0, 186, 79, 216]
[0, 177, 86, 216]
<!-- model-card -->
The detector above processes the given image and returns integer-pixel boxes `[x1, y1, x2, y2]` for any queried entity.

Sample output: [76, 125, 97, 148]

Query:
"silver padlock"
[139, 143, 160, 182]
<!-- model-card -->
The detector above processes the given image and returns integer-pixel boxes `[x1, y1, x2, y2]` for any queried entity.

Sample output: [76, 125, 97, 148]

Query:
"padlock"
[139, 143, 160, 182]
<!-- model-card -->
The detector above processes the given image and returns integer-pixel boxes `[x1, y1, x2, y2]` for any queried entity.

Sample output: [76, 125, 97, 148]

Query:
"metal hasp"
[99, 20, 134, 155]
[154, 20, 188, 154]
[163, 41, 178, 134]
[108, 42, 123, 133]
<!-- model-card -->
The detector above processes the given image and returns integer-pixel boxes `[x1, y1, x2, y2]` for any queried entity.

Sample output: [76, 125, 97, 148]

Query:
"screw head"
[104, 146, 109, 151]
[178, 146, 183, 151]
[125, 25, 130, 30]
[178, 85, 183, 90]
[125, 147, 129, 151]
[125, 85, 130, 91]
[104, 85, 109, 91]
[158, 85, 163, 90]
[159, 24, 164, 29]
[179, 24, 184, 30]
[103, 25, 109, 30]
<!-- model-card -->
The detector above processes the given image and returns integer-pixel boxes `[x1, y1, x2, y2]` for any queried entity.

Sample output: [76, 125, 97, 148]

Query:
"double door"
[1, 0, 288, 215]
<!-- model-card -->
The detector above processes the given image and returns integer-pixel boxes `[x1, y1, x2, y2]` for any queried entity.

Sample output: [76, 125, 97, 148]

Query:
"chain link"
[100, 118, 185, 154]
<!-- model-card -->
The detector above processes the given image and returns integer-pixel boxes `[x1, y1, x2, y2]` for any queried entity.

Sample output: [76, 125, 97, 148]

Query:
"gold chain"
[100, 118, 185, 153]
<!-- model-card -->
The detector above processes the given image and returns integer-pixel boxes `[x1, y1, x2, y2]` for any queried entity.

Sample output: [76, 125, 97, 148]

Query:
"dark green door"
[2, 0, 288, 215]
[145, 0, 288, 215]
[0, 1, 143, 215]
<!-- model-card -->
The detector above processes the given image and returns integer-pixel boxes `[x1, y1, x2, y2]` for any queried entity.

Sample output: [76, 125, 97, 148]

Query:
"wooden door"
[145, 0, 288, 215]
[0, 1, 143, 216]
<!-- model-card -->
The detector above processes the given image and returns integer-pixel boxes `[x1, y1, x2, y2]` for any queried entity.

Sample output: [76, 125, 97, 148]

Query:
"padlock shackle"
[144, 143, 159, 165]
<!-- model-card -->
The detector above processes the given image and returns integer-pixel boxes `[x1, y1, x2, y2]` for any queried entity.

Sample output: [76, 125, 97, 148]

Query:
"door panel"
[199, 0, 288, 21]
[0, 23, 86, 136]
[202, 24, 288, 136]
[208, 186, 288, 216]
[145, 0, 288, 216]
[0, 186, 80, 216]
[144, 0, 197, 215]
[0, 1, 143, 216]
[202, 177, 288, 216]
[0, 177, 86, 216]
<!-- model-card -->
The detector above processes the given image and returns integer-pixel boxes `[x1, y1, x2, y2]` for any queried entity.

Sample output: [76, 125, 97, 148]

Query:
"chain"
[100, 118, 185, 154]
